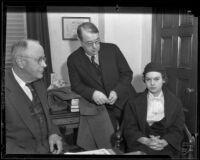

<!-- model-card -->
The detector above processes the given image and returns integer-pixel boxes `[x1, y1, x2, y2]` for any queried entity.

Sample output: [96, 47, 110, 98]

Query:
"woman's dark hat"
[143, 62, 166, 75]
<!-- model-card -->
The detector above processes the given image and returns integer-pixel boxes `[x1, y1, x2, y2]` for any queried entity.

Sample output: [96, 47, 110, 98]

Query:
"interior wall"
[103, 11, 152, 91]
[47, 7, 152, 92]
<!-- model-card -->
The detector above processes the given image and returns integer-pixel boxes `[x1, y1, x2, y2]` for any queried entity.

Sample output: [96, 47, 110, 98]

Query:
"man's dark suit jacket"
[123, 87, 185, 154]
[5, 69, 60, 154]
[67, 42, 136, 110]
[67, 42, 136, 150]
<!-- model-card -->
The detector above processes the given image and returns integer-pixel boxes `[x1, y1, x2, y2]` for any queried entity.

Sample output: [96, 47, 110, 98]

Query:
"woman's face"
[144, 71, 165, 96]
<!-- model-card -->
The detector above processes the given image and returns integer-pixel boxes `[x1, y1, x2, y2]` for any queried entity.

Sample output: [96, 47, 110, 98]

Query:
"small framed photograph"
[62, 17, 90, 40]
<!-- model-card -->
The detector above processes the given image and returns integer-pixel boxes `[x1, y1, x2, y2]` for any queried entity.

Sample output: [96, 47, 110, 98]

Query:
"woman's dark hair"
[142, 62, 168, 83]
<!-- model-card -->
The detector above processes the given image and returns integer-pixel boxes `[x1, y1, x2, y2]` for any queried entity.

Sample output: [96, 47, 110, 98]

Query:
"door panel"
[152, 9, 197, 136]
[178, 36, 192, 68]
[161, 37, 175, 65]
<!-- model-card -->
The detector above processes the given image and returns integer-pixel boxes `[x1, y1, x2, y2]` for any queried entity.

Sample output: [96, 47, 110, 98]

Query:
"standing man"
[5, 39, 63, 154]
[67, 22, 136, 149]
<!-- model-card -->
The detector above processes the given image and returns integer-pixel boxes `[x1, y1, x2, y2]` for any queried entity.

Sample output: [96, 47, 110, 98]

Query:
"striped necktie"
[26, 83, 37, 102]
[91, 56, 100, 69]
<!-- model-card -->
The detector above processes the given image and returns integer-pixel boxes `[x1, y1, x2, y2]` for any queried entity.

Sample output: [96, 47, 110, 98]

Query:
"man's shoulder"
[68, 46, 83, 60]
[101, 42, 118, 48]
[5, 68, 13, 87]
[5, 68, 12, 77]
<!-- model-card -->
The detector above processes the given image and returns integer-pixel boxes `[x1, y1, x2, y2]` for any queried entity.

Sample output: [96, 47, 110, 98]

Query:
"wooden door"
[152, 9, 198, 136]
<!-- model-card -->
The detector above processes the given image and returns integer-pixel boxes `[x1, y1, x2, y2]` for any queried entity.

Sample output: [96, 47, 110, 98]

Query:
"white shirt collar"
[148, 91, 163, 100]
[12, 68, 26, 88]
[85, 53, 99, 64]
[12, 68, 33, 100]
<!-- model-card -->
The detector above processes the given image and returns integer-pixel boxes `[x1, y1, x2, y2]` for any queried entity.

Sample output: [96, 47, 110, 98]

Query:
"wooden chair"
[113, 120, 125, 152]
[180, 124, 197, 159]
[113, 122, 197, 159]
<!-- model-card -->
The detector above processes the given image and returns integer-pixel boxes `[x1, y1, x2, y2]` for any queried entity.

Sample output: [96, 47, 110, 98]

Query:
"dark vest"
[28, 85, 49, 153]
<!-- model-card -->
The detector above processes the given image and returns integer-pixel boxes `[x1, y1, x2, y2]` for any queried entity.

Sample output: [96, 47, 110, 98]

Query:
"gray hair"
[11, 39, 40, 59]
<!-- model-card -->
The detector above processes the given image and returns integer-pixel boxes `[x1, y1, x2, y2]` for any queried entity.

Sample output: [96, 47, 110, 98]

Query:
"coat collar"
[162, 86, 175, 126]
[135, 87, 176, 130]
[135, 90, 148, 131]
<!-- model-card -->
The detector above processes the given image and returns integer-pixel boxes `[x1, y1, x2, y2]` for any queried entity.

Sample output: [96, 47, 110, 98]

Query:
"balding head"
[11, 39, 41, 60]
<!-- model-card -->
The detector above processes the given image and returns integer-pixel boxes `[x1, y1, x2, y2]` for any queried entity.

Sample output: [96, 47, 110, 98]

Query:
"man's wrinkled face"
[21, 43, 47, 81]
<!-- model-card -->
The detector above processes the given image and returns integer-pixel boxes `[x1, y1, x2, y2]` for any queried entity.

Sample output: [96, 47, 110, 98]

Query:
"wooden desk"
[51, 111, 80, 128]
[51, 111, 81, 148]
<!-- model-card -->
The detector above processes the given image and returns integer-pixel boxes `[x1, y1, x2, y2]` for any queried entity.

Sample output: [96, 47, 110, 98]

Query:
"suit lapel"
[6, 71, 39, 138]
[98, 45, 107, 82]
[135, 91, 148, 132]
[163, 88, 174, 126]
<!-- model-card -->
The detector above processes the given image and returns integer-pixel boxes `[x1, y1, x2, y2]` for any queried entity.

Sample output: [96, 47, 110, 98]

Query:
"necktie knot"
[26, 83, 37, 101]
[91, 55, 100, 70]
[26, 83, 34, 92]
[91, 56, 95, 63]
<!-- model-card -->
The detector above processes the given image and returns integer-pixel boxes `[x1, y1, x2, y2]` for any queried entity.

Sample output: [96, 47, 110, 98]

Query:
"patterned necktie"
[26, 83, 37, 102]
[91, 56, 100, 69]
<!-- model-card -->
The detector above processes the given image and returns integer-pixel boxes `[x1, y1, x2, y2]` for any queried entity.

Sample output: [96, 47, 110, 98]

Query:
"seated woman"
[123, 62, 185, 158]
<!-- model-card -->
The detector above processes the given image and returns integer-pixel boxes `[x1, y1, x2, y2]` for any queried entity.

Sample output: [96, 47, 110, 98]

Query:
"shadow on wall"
[132, 74, 146, 93]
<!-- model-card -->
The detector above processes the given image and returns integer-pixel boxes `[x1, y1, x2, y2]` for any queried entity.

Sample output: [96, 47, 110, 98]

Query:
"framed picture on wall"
[62, 17, 91, 40]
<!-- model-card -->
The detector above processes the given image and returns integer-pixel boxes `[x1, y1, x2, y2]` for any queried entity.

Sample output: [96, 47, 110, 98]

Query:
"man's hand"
[49, 134, 63, 154]
[108, 91, 118, 105]
[92, 90, 108, 105]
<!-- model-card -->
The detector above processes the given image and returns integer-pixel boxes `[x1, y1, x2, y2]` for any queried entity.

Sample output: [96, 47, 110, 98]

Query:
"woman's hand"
[148, 135, 168, 150]
[137, 136, 168, 151]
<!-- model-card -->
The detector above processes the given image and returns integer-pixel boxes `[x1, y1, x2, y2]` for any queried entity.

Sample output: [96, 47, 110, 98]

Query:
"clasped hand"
[139, 136, 168, 151]
[148, 135, 168, 150]
[92, 90, 117, 105]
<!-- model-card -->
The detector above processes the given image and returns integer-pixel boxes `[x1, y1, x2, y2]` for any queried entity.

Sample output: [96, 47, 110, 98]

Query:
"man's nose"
[92, 42, 98, 48]
[41, 60, 47, 68]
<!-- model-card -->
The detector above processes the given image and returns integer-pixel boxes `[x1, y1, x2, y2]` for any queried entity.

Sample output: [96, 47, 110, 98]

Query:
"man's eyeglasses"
[83, 39, 100, 47]
[20, 56, 47, 65]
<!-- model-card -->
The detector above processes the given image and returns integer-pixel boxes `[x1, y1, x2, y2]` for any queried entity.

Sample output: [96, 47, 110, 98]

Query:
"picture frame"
[62, 17, 91, 40]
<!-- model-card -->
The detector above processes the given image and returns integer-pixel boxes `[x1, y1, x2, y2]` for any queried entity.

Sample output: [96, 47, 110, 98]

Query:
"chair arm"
[114, 120, 124, 149]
